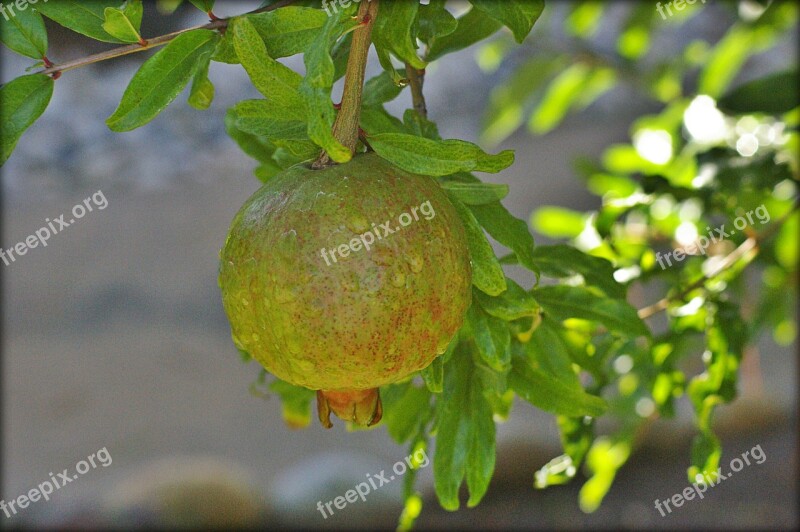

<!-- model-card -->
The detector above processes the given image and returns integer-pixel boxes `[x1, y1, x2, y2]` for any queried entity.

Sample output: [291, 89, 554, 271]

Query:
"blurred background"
[1, 0, 797, 529]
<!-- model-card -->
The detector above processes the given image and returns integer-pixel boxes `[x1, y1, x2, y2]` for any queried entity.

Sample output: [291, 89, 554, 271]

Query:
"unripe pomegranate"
[220, 153, 471, 427]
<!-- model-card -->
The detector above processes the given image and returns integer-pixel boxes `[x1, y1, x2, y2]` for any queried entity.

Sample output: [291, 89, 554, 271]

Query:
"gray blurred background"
[1, 1, 796, 529]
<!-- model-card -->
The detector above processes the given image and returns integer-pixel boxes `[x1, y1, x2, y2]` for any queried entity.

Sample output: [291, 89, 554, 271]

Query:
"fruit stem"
[313, 0, 379, 169]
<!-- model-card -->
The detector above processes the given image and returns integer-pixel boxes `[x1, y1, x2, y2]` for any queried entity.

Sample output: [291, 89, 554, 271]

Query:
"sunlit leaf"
[469, 0, 544, 43]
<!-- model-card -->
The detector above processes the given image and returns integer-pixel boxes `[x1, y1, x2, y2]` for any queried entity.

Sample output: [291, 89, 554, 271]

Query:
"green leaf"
[369, 133, 514, 176]
[36, 0, 126, 43]
[420, 356, 444, 393]
[224, 107, 277, 165]
[440, 181, 509, 205]
[299, 9, 358, 164]
[529, 62, 592, 134]
[447, 194, 507, 296]
[212, 7, 328, 63]
[0, 73, 54, 166]
[381, 384, 432, 444]
[373, 0, 426, 69]
[579, 437, 630, 512]
[102, 1, 143, 44]
[532, 245, 624, 299]
[434, 345, 496, 510]
[524, 317, 581, 385]
[187, 54, 214, 110]
[427, 7, 503, 61]
[360, 105, 410, 135]
[534, 285, 649, 337]
[530, 206, 586, 238]
[718, 70, 799, 114]
[232, 99, 309, 141]
[269, 379, 315, 429]
[0, 1, 47, 59]
[469, 0, 544, 43]
[565, 0, 605, 38]
[403, 109, 440, 140]
[231, 17, 304, 111]
[481, 55, 568, 146]
[699, 24, 779, 98]
[362, 70, 406, 107]
[418, 0, 458, 44]
[188, 0, 215, 13]
[301, 85, 350, 163]
[616, 3, 655, 60]
[475, 278, 539, 321]
[470, 201, 538, 275]
[467, 300, 511, 372]
[107, 29, 219, 131]
[509, 353, 608, 417]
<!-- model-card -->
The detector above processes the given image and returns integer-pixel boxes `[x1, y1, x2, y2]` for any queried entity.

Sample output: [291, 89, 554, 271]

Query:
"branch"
[637, 201, 799, 320]
[35, 0, 296, 78]
[313, 0, 379, 168]
[405, 62, 427, 119]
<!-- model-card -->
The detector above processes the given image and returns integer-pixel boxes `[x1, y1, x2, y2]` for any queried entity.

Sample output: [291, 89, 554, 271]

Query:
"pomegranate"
[219, 153, 471, 427]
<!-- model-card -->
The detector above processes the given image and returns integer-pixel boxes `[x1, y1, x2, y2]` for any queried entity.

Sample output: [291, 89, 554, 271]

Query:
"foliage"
[1, 0, 796, 527]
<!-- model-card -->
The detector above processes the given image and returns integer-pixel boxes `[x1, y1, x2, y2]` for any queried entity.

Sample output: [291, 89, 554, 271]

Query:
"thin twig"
[35, 0, 296, 78]
[637, 200, 799, 320]
[405, 62, 427, 119]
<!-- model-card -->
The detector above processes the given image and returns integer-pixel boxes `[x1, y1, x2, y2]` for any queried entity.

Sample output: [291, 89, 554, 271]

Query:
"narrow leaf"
[440, 181, 509, 205]
[532, 245, 624, 299]
[718, 70, 799, 114]
[434, 345, 496, 510]
[369, 133, 514, 177]
[475, 278, 539, 321]
[510, 354, 608, 417]
[0, 73, 54, 166]
[232, 99, 309, 141]
[232, 17, 305, 112]
[102, 6, 142, 44]
[427, 8, 503, 61]
[269, 379, 315, 429]
[0, 2, 47, 59]
[188, 54, 215, 110]
[470, 0, 545, 43]
[373, 0, 426, 68]
[470, 201, 538, 275]
[448, 194, 507, 296]
[467, 300, 511, 371]
[212, 7, 328, 63]
[107, 29, 219, 132]
[36, 0, 125, 43]
[534, 285, 649, 337]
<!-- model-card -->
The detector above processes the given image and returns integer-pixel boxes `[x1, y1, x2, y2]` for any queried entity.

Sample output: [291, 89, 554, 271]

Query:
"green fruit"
[219, 153, 472, 427]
